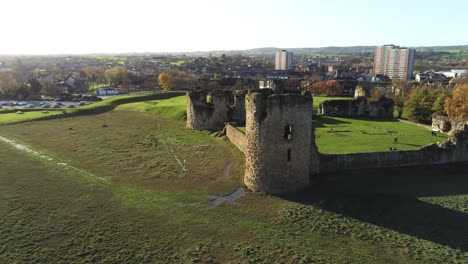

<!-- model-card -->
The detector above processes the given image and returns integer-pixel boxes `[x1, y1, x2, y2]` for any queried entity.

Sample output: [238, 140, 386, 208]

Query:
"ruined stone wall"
[318, 96, 394, 118]
[320, 127, 468, 173]
[230, 92, 246, 125]
[432, 115, 468, 135]
[368, 97, 394, 118]
[354, 86, 366, 98]
[186, 90, 245, 131]
[225, 123, 247, 153]
[318, 97, 367, 116]
[244, 90, 313, 194]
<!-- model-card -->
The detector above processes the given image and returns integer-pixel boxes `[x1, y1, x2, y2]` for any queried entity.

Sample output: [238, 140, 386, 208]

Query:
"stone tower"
[186, 90, 233, 131]
[244, 90, 316, 194]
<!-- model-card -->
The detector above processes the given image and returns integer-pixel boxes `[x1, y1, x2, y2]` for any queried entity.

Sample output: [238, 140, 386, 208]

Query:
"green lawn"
[314, 116, 446, 154]
[0, 109, 67, 125]
[0, 95, 467, 263]
[115, 95, 187, 120]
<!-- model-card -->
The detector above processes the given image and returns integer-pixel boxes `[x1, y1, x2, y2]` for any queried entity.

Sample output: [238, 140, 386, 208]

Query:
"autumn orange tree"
[325, 80, 339, 96]
[158, 73, 173, 91]
[309, 81, 326, 95]
[444, 83, 468, 119]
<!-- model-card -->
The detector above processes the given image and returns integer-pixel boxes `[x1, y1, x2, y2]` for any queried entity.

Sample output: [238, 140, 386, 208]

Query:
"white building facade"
[373, 44, 415, 80]
[275, 50, 293, 71]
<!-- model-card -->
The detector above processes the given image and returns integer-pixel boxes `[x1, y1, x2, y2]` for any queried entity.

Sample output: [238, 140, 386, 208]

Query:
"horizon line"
[1, 44, 467, 57]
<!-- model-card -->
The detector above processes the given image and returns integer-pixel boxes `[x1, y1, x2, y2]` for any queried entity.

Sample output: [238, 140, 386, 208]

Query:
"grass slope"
[1, 130, 467, 263]
[114, 95, 187, 120]
[0, 110, 65, 125]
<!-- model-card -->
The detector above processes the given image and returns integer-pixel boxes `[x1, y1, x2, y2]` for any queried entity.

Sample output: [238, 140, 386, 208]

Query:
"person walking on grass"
[393, 134, 399, 144]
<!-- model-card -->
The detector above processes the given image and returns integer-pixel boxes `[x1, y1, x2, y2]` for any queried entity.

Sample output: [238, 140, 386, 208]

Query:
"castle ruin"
[187, 90, 468, 195]
[186, 90, 246, 131]
[243, 90, 319, 194]
[318, 96, 394, 118]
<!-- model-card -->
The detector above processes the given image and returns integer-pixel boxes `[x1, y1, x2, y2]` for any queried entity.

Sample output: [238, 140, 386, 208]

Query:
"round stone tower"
[244, 90, 314, 194]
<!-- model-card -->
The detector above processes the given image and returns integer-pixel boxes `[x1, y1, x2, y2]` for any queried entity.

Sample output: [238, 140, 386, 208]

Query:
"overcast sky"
[1, 0, 467, 54]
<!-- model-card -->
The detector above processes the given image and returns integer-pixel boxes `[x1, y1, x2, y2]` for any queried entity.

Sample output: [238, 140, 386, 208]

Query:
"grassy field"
[0, 95, 467, 263]
[115, 95, 187, 120]
[314, 116, 446, 153]
[0, 110, 66, 125]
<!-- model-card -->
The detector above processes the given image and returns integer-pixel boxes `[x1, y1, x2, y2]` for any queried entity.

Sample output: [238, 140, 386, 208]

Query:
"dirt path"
[398, 119, 432, 130]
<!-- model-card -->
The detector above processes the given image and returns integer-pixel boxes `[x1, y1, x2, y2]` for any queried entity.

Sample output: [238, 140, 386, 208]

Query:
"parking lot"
[0, 100, 94, 109]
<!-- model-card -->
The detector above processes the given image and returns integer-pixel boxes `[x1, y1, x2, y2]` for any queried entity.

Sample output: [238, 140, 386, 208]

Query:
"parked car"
[0, 101, 8, 106]
[17, 101, 28, 106]
[41, 103, 50, 108]
[52, 103, 61, 108]
[78, 101, 86, 106]
[67, 104, 75, 108]
[25, 104, 35, 108]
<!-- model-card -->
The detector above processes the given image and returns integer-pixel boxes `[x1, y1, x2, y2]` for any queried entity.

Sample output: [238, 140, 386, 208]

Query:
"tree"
[16, 83, 31, 99]
[371, 87, 386, 100]
[29, 78, 42, 94]
[0, 72, 18, 99]
[325, 80, 339, 96]
[83, 66, 107, 84]
[390, 80, 413, 118]
[445, 83, 468, 119]
[309, 81, 326, 95]
[105, 66, 128, 86]
[158, 73, 173, 91]
[41, 81, 58, 97]
[404, 88, 446, 123]
[432, 88, 450, 114]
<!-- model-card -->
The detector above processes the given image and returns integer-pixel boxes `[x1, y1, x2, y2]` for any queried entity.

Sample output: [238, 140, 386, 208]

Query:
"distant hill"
[160, 45, 468, 57]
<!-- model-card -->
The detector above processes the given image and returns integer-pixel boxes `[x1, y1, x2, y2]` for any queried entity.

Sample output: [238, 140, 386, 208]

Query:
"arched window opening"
[284, 125, 293, 141]
[206, 93, 212, 104]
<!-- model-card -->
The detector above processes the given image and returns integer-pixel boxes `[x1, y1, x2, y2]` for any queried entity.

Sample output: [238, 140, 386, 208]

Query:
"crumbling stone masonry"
[186, 90, 246, 131]
[432, 115, 468, 136]
[368, 97, 394, 118]
[318, 96, 394, 118]
[187, 90, 468, 196]
[318, 96, 367, 116]
[243, 90, 319, 194]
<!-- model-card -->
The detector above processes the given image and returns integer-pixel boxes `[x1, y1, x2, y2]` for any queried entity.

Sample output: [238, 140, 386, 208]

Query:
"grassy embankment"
[0, 94, 466, 263]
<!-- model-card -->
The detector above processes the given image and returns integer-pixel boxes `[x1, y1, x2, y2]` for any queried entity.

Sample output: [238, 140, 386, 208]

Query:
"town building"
[373, 44, 415, 80]
[275, 50, 293, 71]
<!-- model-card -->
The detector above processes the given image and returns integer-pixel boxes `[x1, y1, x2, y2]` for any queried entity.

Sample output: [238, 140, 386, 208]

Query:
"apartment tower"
[373, 44, 415, 80]
[275, 50, 293, 71]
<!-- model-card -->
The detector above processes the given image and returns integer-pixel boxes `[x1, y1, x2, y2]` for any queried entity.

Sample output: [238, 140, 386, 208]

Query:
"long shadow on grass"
[312, 116, 351, 128]
[283, 163, 468, 251]
[398, 142, 424, 147]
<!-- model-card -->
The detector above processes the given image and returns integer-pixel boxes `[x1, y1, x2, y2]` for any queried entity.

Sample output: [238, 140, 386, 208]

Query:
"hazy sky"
[1, 0, 467, 54]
